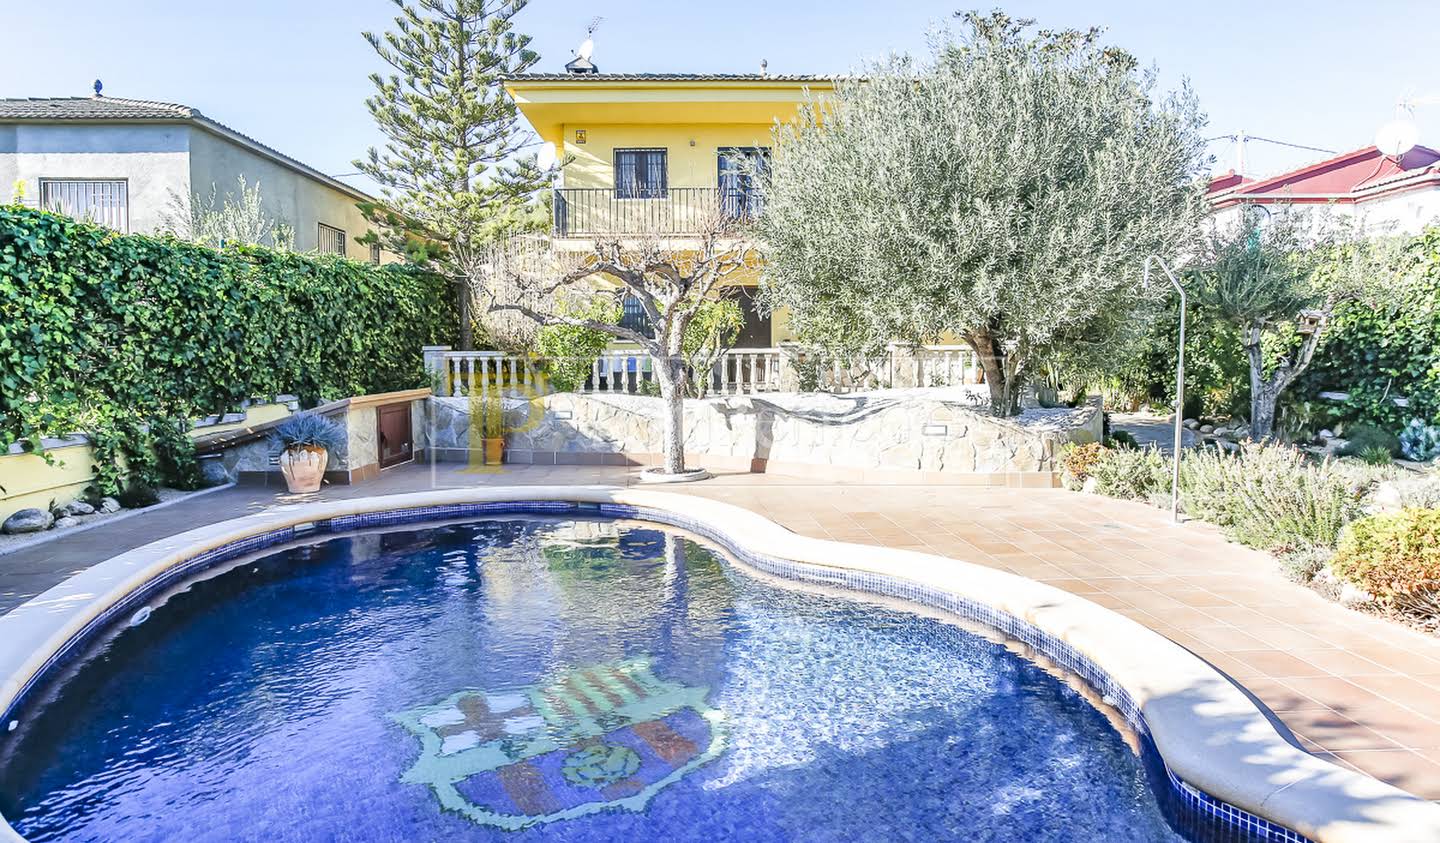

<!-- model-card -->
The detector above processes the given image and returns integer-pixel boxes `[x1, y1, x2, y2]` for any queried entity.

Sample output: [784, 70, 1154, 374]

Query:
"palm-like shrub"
[270, 412, 345, 454]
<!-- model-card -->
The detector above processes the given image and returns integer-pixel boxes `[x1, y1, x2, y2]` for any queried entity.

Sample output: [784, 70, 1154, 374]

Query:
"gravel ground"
[0, 486, 215, 557]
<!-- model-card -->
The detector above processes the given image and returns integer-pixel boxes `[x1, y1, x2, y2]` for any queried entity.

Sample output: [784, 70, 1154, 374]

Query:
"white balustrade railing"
[422, 345, 980, 398]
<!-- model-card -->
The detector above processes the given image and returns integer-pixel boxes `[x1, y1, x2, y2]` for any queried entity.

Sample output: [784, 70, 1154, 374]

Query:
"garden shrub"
[1061, 442, 1107, 483]
[1108, 430, 1140, 450]
[1338, 422, 1400, 458]
[1108, 292, 1250, 420]
[0, 206, 455, 492]
[115, 482, 160, 509]
[1089, 446, 1170, 501]
[1178, 443, 1359, 551]
[534, 311, 618, 393]
[1331, 508, 1440, 614]
[270, 412, 347, 454]
[1276, 544, 1333, 586]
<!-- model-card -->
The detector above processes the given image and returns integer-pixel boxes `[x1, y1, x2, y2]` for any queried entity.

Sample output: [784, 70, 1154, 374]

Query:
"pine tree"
[357, 0, 548, 349]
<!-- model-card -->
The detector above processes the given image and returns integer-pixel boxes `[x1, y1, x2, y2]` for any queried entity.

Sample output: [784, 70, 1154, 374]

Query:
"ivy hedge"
[1300, 226, 1440, 430]
[1, 205, 455, 493]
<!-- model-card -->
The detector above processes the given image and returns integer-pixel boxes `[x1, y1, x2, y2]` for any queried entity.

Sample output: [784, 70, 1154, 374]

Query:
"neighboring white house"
[1207, 144, 1440, 234]
[0, 94, 385, 262]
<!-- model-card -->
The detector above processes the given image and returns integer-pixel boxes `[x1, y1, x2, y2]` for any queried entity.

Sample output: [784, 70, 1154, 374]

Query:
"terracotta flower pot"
[279, 446, 328, 493]
[483, 437, 505, 466]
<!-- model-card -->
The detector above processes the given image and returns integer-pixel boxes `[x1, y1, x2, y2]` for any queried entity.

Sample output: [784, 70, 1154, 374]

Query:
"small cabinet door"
[377, 404, 413, 469]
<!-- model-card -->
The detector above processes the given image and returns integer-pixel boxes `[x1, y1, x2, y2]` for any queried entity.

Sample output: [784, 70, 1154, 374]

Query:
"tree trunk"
[1251, 383, 1281, 441]
[1243, 321, 1324, 441]
[457, 278, 473, 351]
[965, 329, 1019, 417]
[654, 355, 686, 474]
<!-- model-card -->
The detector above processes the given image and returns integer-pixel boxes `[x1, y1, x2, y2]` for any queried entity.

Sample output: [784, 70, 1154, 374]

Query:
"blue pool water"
[0, 518, 1188, 842]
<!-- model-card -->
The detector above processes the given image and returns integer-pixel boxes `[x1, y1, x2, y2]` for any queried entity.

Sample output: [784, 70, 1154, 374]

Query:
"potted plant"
[270, 412, 345, 493]
[475, 392, 506, 466]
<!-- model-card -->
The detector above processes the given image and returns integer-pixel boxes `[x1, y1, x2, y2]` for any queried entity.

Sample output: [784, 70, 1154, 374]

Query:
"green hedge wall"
[0, 205, 455, 491]
[1299, 227, 1440, 430]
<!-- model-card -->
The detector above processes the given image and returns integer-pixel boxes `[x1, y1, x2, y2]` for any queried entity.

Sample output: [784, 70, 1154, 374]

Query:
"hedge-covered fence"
[1299, 226, 1440, 430]
[0, 205, 455, 493]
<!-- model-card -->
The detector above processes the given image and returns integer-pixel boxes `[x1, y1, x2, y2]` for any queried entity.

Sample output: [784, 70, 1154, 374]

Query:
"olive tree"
[756, 11, 1208, 415]
[478, 206, 757, 475]
[1190, 210, 1392, 439]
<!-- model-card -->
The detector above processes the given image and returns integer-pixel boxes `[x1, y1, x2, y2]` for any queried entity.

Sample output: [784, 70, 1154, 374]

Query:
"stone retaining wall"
[425, 391, 1101, 486]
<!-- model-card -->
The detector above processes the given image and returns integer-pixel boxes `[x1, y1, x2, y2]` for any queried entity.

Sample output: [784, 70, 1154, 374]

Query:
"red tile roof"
[1208, 144, 1440, 207]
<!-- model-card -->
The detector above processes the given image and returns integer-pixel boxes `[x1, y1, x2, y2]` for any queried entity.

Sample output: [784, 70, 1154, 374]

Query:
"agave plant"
[1400, 419, 1440, 462]
[270, 412, 345, 454]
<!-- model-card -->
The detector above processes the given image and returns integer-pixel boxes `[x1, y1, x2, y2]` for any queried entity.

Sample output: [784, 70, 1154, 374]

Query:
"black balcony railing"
[553, 187, 763, 237]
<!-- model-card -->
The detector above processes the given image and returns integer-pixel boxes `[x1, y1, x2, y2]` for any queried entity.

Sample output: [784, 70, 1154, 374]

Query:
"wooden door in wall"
[377, 404, 414, 469]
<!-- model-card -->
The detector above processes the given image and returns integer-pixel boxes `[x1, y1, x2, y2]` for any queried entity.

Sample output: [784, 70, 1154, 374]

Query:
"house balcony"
[552, 187, 764, 238]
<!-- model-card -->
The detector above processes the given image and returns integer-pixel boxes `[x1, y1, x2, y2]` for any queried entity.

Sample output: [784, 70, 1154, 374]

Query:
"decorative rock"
[198, 454, 232, 487]
[1212, 427, 1232, 438]
[1081, 476, 1100, 494]
[1218, 440, 1241, 453]
[2, 508, 53, 534]
[1182, 418, 1200, 430]
[1199, 424, 1214, 434]
[53, 516, 79, 529]
[1338, 582, 1374, 609]
[1318, 429, 1335, 440]
[99, 497, 122, 514]
[60, 500, 95, 517]
[1371, 481, 1405, 513]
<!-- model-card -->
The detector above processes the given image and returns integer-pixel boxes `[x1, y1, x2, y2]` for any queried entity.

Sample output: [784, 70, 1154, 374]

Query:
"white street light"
[1142, 255, 1187, 524]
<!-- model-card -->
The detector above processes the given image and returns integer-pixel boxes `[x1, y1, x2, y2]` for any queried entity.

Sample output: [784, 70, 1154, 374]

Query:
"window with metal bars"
[318, 223, 347, 256]
[614, 149, 667, 199]
[39, 179, 129, 231]
[369, 243, 382, 265]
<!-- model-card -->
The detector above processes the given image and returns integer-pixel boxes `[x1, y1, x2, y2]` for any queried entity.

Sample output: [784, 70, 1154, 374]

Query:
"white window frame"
[39, 178, 130, 232]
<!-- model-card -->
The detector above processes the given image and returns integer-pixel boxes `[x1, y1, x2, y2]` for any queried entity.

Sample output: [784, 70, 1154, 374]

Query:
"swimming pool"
[0, 516, 1188, 842]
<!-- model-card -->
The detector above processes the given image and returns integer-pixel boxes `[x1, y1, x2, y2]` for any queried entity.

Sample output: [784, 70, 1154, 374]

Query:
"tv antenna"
[577, 16, 603, 61]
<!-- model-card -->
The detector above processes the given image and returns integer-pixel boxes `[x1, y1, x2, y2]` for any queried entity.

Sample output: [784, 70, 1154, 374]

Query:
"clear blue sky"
[4, 0, 1436, 195]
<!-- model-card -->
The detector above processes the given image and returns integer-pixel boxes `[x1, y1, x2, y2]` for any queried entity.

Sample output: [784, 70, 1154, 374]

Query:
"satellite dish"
[536, 142, 557, 170]
[1375, 119, 1420, 157]
[576, 38, 594, 61]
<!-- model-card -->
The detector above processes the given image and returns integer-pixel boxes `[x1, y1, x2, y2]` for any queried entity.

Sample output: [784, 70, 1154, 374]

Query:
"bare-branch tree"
[477, 204, 758, 474]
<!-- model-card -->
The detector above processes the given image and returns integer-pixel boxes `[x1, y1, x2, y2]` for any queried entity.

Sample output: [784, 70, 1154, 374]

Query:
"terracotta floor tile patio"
[3, 461, 1440, 801]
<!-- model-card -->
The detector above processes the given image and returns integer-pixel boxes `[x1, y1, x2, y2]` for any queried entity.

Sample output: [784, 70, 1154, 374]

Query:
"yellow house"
[503, 71, 839, 348]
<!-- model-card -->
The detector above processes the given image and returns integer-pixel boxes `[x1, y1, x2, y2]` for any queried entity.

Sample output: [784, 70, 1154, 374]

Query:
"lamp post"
[1142, 255, 1186, 523]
